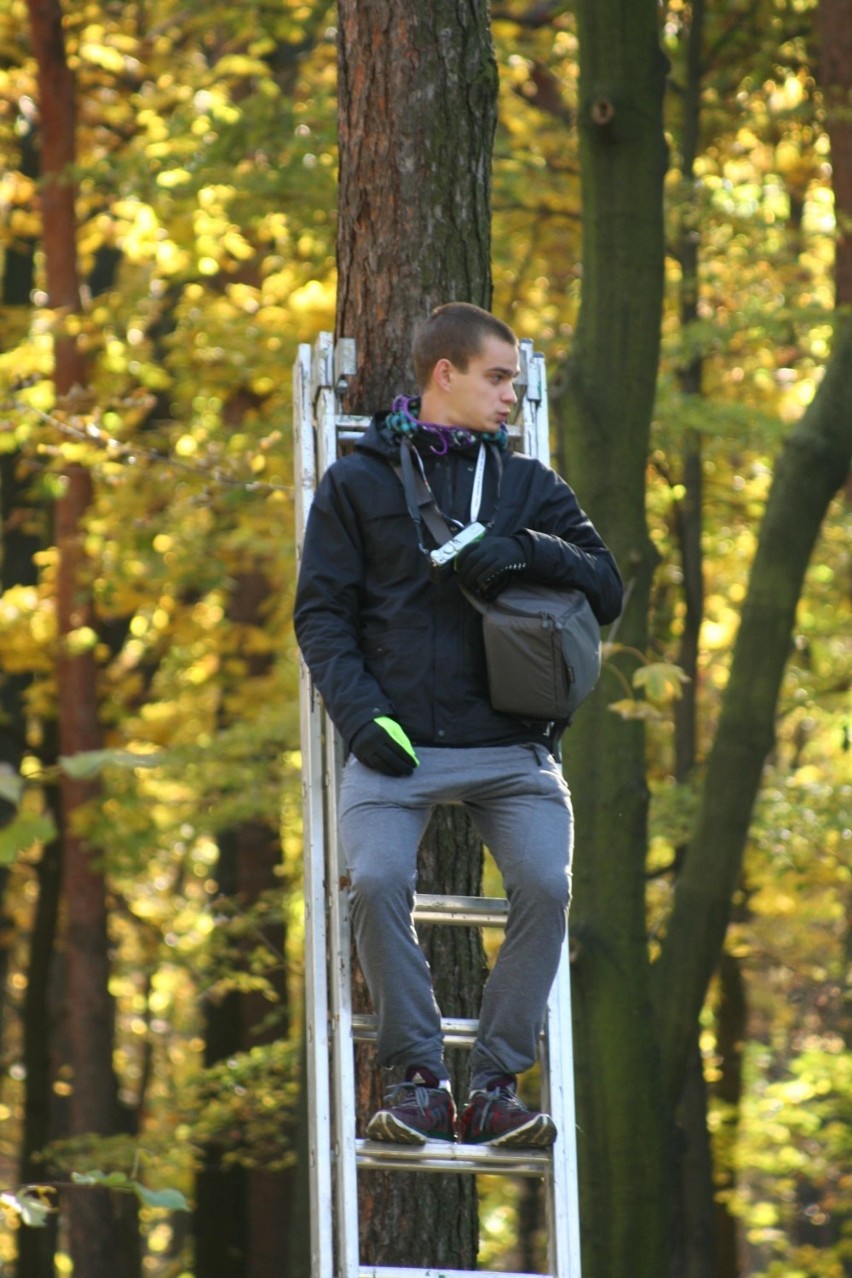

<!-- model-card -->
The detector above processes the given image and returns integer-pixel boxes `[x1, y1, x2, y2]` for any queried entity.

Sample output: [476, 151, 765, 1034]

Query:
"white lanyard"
[408, 437, 490, 531]
[469, 442, 486, 523]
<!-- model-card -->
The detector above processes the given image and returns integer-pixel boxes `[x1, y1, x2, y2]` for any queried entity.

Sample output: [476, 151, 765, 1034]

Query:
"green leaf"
[632, 662, 691, 705]
[71, 1170, 131, 1189]
[0, 812, 57, 864]
[58, 750, 163, 780]
[70, 1170, 189, 1211]
[0, 764, 24, 807]
[608, 698, 665, 722]
[132, 1183, 191, 1212]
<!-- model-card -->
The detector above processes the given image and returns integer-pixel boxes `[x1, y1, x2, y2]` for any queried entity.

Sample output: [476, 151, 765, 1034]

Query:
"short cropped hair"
[412, 303, 517, 391]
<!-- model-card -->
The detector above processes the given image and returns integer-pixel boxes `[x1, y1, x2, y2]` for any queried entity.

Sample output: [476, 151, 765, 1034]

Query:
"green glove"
[374, 716, 420, 765]
[350, 717, 420, 776]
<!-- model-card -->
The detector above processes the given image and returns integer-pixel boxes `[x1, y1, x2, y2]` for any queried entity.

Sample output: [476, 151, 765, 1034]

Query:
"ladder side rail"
[518, 345, 584, 1276]
[529, 350, 583, 1276]
[543, 942, 582, 1277]
[325, 722, 360, 1278]
[294, 343, 336, 1278]
[533, 352, 550, 465]
[514, 339, 541, 463]
[313, 337, 361, 1277]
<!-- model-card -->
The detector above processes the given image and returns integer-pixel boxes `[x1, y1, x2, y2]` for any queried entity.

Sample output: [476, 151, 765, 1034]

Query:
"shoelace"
[385, 1081, 431, 1114]
[475, 1085, 528, 1125]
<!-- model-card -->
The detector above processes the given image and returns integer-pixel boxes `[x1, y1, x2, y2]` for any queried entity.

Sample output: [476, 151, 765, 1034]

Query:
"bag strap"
[394, 437, 503, 554]
[394, 439, 456, 552]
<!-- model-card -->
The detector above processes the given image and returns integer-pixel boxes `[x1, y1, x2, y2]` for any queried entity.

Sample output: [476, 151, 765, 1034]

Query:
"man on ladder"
[294, 302, 622, 1151]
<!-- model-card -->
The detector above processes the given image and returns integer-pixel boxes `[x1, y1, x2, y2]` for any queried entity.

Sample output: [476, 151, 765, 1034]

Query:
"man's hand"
[351, 717, 420, 776]
[456, 535, 530, 601]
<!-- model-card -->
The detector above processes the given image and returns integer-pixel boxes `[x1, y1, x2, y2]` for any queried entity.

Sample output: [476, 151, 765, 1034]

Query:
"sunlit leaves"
[0, 1186, 54, 1228]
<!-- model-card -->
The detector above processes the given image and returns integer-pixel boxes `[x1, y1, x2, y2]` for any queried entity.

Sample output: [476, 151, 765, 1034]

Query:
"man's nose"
[503, 382, 518, 403]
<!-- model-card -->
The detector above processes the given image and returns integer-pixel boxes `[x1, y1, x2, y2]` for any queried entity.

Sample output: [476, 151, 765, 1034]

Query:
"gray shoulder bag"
[395, 440, 601, 723]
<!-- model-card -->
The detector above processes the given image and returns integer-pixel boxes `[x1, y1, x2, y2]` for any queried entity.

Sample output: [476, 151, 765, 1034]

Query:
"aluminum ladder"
[294, 332, 582, 1278]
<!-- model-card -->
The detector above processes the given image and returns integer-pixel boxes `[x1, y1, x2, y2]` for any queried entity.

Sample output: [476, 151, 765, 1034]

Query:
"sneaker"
[459, 1075, 557, 1148]
[365, 1068, 456, 1144]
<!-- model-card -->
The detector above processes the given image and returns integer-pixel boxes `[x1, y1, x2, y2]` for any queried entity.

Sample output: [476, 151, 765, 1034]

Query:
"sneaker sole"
[465, 1114, 557, 1149]
[366, 1112, 454, 1145]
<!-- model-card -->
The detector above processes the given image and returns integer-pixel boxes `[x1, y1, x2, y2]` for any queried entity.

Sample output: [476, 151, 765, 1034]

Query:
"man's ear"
[432, 357, 454, 391]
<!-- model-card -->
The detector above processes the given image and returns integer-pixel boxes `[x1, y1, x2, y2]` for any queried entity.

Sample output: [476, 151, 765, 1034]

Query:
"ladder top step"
[360, 1268, 554, 1278]
[356, 1137, 550, 1178]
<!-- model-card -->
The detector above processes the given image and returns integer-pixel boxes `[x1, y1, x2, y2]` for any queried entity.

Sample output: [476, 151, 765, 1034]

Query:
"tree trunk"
[18, 809, 63, 1278]
[195, 830, 247, 1278]
[556, 4, 671, 1277]
[335, 0, 498, 1264]
[820, 0, 852, 308]
[713, 952, 746, 1278]
[197, 560, 289, 1278]
[671, 1043, 715, 1278]
[336, 0, 497, 404]
[24, 3, 122, 1273]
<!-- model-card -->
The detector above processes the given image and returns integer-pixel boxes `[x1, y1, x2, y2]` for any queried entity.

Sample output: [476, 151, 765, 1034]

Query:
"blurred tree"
[22, 2, 128, 1277]
[556, 4, 671, 1277]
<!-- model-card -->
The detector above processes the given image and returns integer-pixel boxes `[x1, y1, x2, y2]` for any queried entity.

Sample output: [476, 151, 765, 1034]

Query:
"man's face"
[438, 336, 520, 434]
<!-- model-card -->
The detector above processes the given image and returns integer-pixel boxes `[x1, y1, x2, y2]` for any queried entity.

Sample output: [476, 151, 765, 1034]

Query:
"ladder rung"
[351, 1013, 479, 1047]
[361, 1268, 552, 1278]
[356, 1137, 550, 1177]
[413, 893, 509, 926]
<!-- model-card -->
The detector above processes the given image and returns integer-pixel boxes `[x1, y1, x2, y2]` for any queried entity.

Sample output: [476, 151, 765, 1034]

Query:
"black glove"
[350, 718, 418, 777]
[455, 534, 530, 601]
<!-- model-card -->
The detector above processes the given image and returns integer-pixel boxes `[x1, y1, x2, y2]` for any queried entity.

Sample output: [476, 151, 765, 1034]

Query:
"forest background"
[0, 2, 849, 1278]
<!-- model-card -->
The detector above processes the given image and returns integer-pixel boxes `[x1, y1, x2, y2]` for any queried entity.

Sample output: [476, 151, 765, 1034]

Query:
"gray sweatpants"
[338, 743, 573, 1092]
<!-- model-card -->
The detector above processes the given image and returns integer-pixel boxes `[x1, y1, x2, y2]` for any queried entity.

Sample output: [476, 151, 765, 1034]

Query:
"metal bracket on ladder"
[294, 334, 582, 1278]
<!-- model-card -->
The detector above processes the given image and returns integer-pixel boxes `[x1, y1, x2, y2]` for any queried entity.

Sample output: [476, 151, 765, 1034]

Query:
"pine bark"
[24, 2, 122, 1273]
[336, 0, 497, 403]
[556, 3, 671, 1277]
[335, 0, 498, 1265]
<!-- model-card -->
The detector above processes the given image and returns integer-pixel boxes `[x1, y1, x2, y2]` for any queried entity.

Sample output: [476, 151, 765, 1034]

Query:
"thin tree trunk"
[24, 3, 122, 1273]
[196, 556, 291, 1278]
[195, 830, 247, 1278]
[820, 0, 852, 308]
[713, 952, 746, 1278]
[335, 1, 498, 1264]
[672, 1043, 715, 1278]
[668, 6, 724, 1273]
[556, 5, 670, 1277]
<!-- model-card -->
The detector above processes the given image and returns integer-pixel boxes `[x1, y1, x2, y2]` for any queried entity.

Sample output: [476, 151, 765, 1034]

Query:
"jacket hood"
[355, 414, 398, 460]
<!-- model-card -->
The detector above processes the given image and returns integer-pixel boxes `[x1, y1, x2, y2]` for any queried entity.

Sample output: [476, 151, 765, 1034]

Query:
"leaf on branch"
[70, 1171, 189, 1212]
[608, 698, 665, 722]
[0, 812, 57, 864]
[632, 662, 691, 705]
[133, 1184, 191, 1211]
[58, 750, 163, 779]
[0, 1188, 56, 1228]
[0, 763, 24, 807]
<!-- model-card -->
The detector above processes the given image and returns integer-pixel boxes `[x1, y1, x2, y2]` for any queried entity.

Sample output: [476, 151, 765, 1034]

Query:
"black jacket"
[294, 418, 623, 751]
